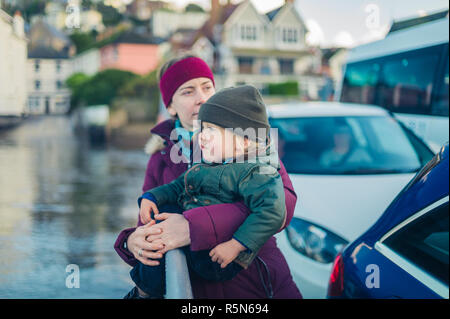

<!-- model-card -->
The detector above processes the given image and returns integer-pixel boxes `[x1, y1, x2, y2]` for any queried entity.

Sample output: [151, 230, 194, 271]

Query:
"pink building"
[100, 31, 164, 75]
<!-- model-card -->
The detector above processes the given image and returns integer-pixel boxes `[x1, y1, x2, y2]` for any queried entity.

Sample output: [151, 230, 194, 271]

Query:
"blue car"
[327, 143, 449, 299]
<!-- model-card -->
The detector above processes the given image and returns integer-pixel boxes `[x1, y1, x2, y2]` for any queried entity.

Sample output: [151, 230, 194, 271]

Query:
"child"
[126, 85, 286, 299]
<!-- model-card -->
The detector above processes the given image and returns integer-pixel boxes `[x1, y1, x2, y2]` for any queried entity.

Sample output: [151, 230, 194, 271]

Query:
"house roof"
[266, 6, 282, 21]
[29, 19, 73, 45]
[27, 19, 74, 59]
[388, 9, 449, 34]
[28, 45, 71, 59]
[321, 47, 345, 60]
[112, 30, 165, 45]
[194, 3, 239, 45]
[170, 28, 198, 51]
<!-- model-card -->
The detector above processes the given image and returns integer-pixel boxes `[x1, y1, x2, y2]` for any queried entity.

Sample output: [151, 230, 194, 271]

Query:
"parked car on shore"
[269, 101, 435, 298]
[327, 143, 449, 299]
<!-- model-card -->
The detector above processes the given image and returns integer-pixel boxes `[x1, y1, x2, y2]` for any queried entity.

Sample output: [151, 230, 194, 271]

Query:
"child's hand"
[139, 198, 159, 225]
[209, 238, 246, 268]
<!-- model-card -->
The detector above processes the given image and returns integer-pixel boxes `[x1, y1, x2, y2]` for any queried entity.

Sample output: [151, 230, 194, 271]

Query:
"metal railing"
[165, 248, 193, 299]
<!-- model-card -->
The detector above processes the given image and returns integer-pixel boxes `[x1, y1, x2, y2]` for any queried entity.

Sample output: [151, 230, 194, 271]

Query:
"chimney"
[13, 11, 25, 38]
[210, 0, 220, 21]
[285, 0, 295, 4]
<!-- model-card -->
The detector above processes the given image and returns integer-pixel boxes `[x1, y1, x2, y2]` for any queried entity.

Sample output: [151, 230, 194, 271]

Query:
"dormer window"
[282, 28, 298, 43]
[240, 24, 257, 41]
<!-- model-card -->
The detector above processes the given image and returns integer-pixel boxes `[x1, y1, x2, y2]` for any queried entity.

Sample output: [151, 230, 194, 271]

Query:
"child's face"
[198, 122, 247, 163]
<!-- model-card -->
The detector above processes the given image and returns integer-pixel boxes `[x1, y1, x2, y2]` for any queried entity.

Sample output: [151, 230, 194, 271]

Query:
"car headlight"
[285, 217, 348, 264]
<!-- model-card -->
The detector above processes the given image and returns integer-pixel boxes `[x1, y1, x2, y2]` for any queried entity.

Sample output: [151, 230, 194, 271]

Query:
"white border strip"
[375, 242, 449, 298]
[379, 196, 448, 242]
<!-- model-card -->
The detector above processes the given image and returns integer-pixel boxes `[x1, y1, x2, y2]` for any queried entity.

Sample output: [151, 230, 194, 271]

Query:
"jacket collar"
[150, 119, 176, 144]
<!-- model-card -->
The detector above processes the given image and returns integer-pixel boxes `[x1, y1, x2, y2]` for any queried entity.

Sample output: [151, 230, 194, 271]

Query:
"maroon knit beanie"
[159, 57, 215, 107]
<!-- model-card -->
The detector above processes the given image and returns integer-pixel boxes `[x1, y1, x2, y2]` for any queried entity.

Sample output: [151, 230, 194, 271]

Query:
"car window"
[379, 49, 441, 115]
[383, 202, 449, 286]
[270, 116, 426, 174]
[341, 62, 380, 105]
[432, 53, 449, 116]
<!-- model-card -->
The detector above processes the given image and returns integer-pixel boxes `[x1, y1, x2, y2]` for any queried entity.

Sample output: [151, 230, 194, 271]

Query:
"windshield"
[270, 116, 425, 175]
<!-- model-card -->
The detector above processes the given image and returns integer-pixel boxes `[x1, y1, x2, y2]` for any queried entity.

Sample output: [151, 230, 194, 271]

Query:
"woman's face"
[167, 77, 215, 131]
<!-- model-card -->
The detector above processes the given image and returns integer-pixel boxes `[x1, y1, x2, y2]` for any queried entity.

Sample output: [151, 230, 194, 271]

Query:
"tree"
[185, 3, 205, 13]
[2, 0, 46, 22]
[66, 69, 139, 110]
[66, 72, 91, 112]
[97, 3, 123, 26]
[69, 31, 97, 54]
[267, 81, 299, 96]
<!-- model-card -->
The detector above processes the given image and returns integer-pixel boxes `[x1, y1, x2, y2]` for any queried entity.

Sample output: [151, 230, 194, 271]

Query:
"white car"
[268, 101, 435, 299]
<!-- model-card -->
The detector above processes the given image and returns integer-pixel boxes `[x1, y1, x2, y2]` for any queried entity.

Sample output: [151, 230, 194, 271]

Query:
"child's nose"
[199, 131, 207, 143]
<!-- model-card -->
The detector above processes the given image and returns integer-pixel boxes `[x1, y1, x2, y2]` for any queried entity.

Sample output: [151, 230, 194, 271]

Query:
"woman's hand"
[126, 221, 165, 266]
[147, 213, 191, 253]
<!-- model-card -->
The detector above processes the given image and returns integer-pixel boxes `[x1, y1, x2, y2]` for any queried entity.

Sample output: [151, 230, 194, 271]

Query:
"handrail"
[165, 248, 193, 299]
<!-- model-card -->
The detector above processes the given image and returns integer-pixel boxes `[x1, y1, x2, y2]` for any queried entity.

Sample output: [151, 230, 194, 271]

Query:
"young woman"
[114, 55, 302, 299]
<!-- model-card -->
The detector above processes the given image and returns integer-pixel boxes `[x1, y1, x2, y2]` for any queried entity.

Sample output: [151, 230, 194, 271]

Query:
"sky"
[164, 0, 449, 48]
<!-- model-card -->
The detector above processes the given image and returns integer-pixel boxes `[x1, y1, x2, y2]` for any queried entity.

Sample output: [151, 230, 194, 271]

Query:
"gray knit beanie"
[198, 85, 269, 141]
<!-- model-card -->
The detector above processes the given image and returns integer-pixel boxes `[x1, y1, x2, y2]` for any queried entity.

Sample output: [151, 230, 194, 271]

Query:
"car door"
[374, 197, 449, 298]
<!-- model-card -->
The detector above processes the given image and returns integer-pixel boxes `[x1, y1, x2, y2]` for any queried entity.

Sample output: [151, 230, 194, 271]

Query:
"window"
[340, 44, 447, 117]
[432, 52, 449, 116]
[240, 25, 257, 41]
[35, 80, 41, 91]
[56, 60, 61, 73]
[28, 97, 40, 110]
[282, 28, 298, 43]
[238, 57, 254, 74]
[56, 80, 63, 90]
[379, 50, 440, 114]
[34, 60, 40, 72]
[383, 202, 449, 286]
[270, 115, 426, 175]
[279, 58, 294, 75]
[55, 97, 68, 110]
[341, 62, 380, 104]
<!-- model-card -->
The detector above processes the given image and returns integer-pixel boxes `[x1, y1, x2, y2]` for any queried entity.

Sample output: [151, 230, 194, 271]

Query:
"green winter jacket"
[146, 150, 286, 268]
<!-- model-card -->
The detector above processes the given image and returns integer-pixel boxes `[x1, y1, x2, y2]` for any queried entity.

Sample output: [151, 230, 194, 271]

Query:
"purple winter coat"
[114, 119, 302, 299]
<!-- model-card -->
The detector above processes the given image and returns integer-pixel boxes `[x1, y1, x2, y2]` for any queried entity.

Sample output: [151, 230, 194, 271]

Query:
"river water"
[0, 116, 149, 298]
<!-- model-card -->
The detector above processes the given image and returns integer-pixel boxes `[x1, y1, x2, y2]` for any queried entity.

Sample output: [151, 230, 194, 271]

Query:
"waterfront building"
[0, 9, 27, 119]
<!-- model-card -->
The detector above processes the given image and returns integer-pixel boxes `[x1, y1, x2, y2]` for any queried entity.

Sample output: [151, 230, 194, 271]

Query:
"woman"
[114, 55, 302, 298]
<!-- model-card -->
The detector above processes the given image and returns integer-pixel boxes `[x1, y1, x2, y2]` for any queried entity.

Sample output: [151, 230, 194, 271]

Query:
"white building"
[71, 48, 101, 76]
[26, 19, 75, 115]
[151, 9, 209, 39]
[0, 10, 27, 117]
[27, 47, 72, 115]
[184, 0, 324, 98]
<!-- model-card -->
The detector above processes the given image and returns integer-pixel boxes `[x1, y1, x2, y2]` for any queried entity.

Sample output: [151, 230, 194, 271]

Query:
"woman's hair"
[157, 54, 199, 117]
[157, 53, 199, 82]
